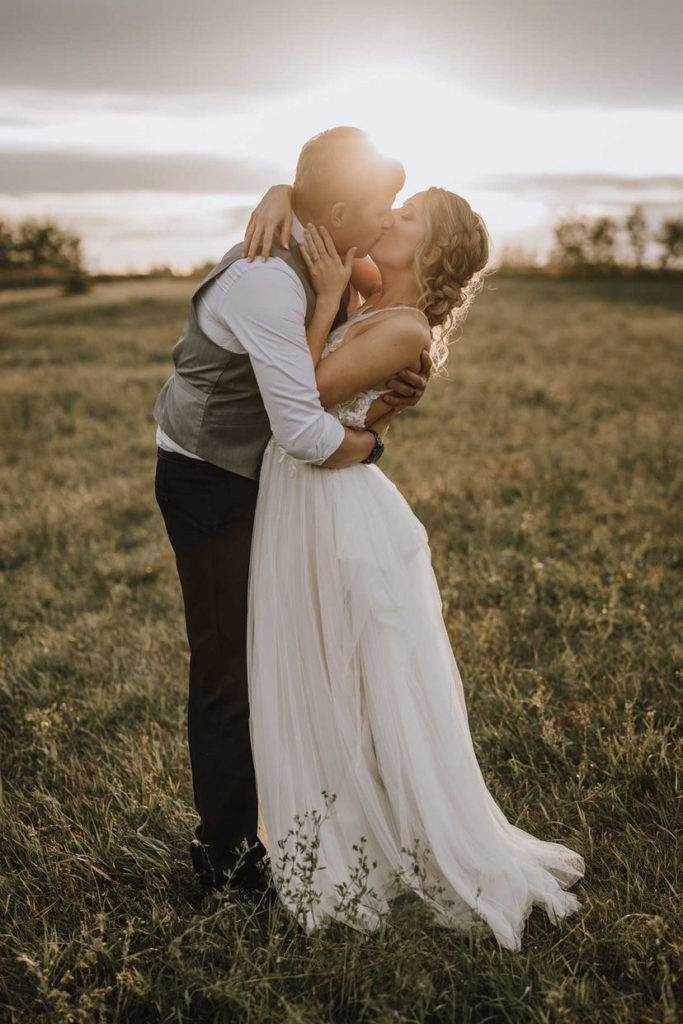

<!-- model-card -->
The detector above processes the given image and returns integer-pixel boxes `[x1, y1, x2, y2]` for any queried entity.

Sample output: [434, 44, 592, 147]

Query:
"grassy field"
[0, 275, 680, 1023]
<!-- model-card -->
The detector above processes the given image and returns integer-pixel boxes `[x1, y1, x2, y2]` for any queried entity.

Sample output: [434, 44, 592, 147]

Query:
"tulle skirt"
[246, 437, 585, 950]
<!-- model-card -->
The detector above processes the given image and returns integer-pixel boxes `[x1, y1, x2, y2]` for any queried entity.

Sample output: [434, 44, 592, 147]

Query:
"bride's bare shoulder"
[353, 307, 431, 374]
[394, 309, 432, 369]
[375, 307, 431, 350]
[396, 306, 431, 335]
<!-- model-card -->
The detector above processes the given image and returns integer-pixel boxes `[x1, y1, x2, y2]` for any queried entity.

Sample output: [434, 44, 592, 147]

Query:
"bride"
[245, 185, 585, 951]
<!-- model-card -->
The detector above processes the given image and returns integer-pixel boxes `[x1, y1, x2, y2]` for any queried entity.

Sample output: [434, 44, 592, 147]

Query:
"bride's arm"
[364, 395, 400, 426]
[242, 185, 383, 301]
[313, 312, 431, 409]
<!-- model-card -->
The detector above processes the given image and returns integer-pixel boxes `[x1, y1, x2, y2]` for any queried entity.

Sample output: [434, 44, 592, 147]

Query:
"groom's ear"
[330, 202, 346, 228]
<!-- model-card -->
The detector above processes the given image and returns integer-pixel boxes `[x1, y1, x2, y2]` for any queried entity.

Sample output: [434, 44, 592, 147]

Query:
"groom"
[153, 127, 432, 896]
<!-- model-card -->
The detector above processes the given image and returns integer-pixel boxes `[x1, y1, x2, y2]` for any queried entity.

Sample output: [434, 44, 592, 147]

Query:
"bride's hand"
[242, 185, 293, 262]
[301, 224, 356, 308]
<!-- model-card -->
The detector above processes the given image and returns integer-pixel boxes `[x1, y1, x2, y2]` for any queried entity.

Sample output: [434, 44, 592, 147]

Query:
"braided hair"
[415, 187, 491, 375]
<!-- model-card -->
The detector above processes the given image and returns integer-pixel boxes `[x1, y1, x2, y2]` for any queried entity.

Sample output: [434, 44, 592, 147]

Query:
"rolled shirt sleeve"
[212, 259, 345, 464]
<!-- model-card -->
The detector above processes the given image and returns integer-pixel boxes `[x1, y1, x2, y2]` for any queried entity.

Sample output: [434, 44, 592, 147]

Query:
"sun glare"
[235, 63, 683, 190]
[243, 64, 495, 189]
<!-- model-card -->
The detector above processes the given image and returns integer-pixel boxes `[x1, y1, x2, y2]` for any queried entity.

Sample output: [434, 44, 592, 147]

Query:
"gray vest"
[153, 238, 346, 480]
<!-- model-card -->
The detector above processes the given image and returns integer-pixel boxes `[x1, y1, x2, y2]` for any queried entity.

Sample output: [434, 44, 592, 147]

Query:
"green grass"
[1, 275, 681, 1023]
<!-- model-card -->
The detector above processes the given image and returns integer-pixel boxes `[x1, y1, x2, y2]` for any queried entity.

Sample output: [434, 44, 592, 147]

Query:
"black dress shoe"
[189, 838, 218, 891]
[231, 860, 276, 899]
[189, 839, 276, 900]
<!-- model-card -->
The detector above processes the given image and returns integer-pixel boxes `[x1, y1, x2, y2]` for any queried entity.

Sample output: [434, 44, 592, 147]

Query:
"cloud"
[0, 149, 285, 194]
[0, 115, 41, 126]
[478, 173, 683, 207]
[1, 0, 682, 106]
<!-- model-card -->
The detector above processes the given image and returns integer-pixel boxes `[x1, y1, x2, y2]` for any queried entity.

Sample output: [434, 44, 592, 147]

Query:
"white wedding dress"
[246, 306, 584, 950]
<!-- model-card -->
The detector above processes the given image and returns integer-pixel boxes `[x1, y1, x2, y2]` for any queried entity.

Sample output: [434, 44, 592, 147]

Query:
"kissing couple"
[153, 126, 584, 950]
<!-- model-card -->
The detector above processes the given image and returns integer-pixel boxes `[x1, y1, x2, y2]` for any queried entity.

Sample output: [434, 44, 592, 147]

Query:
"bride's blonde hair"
[415, 188, 491, 375]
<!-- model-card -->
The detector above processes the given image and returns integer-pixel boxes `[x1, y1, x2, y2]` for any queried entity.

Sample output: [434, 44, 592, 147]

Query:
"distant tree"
[657, 219, 683, 269]
[625, 205, 648, 269]
[551, 213, 630, 274]
[551, 217, 591, 271]
[0, 219, 15, 267]
[588, 216, 618, 269]
[146, 264, 177, 279]
[12, 218, 84, 272]
[0, 216, 89, 291]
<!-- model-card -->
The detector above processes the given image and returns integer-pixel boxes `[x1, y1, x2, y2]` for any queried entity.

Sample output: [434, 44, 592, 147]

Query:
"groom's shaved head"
[292, 126, 404, 219]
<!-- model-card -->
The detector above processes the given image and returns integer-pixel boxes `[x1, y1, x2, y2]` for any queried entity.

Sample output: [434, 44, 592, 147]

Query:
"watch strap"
[361, 428, 384, 464]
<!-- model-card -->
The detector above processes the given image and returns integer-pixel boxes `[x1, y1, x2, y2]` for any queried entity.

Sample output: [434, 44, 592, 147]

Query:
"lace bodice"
[320, 305, 416, 429]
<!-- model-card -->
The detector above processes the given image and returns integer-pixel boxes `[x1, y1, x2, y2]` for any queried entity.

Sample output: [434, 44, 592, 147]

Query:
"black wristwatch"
[361, 428, 384, 464]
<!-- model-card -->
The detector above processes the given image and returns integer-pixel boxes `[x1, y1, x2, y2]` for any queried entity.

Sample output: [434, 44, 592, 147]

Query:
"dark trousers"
[154, 447, 267, 871]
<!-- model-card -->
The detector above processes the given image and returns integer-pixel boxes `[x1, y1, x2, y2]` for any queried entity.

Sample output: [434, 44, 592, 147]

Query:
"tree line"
[550, 206, 682, 273]
[500, 206, 683, 274]
[0, 207, 682, 290]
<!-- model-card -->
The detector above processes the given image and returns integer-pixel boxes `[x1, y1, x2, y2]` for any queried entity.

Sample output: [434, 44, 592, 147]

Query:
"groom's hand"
[381, 348, 432, 411]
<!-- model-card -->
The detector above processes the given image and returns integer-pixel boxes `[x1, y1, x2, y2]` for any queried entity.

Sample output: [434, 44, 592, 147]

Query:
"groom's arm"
[213, 259, 376, 466]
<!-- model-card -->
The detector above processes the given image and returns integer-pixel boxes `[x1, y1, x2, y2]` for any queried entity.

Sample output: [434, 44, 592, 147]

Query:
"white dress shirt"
[156, 215, 345, 465]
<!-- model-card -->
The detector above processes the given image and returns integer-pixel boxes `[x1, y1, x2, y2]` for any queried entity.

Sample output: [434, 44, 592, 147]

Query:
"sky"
[1, 0, 681, 271]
